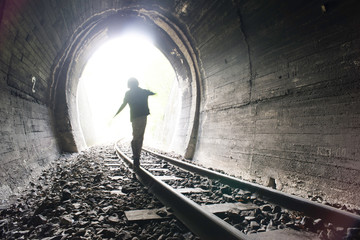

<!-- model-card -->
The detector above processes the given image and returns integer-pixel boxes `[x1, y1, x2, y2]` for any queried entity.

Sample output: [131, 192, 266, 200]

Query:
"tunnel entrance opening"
[51, 10, 201, 158]
[76, 32, 181, 151]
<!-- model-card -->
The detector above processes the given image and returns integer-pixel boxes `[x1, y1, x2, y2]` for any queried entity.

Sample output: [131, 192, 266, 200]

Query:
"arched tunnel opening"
[76, 32, 181, 151]
[1, 0, 360, 229]
[51, 10, 201, 158]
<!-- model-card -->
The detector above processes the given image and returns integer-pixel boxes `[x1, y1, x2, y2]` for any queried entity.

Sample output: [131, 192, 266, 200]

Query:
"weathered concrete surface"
[0, 0, 359, 209]
[0, 86, 58, 201]
[192, 0, 360, 207]
[0, 0, 60, 201]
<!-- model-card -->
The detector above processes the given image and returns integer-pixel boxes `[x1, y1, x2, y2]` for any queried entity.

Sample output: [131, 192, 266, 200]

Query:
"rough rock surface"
[0, 145, 198, 240]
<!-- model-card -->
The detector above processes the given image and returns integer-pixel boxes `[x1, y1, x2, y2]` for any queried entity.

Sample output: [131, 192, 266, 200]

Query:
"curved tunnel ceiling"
[50, 7, 201, 158]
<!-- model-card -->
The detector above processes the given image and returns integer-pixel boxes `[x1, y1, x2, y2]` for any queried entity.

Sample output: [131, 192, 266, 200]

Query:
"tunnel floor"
[0, 145, 197, 239]
[1, 144, 359, 239]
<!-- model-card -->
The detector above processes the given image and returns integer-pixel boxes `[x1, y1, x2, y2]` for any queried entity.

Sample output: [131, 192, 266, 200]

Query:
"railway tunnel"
[0, 0, 359, 214]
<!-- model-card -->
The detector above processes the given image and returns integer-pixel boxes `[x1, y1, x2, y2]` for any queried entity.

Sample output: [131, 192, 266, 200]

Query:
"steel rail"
[144, 148, 360, 229]
[114, 145, 250, 240]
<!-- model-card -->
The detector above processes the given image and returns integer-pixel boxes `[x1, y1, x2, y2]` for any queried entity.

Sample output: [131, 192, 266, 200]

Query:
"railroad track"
[114, 142, 360, 240]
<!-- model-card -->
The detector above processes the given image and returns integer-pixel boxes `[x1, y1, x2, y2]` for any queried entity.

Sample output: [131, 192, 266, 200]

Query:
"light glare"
[77, 32, 177, 146]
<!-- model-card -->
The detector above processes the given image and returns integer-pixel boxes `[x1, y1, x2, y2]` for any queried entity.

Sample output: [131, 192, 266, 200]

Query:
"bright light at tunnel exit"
[77, 31, 178, 147]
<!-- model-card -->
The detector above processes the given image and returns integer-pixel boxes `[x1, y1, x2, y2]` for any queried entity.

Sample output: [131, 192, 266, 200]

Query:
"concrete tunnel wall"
[0, 0, 359, 208]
